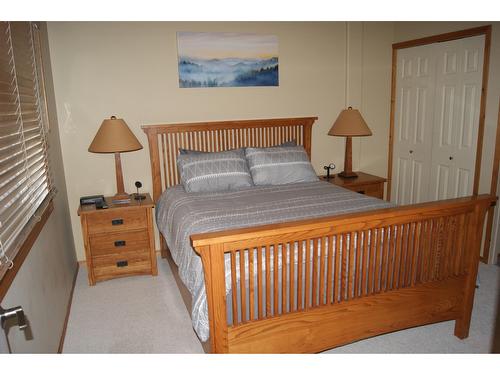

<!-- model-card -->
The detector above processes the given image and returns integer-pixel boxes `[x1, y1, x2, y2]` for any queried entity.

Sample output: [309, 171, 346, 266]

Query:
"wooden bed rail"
[191, 194, 495, 353]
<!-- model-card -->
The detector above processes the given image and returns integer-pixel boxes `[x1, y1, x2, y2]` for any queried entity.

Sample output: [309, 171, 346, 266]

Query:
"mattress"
[155, 181, 394, 341]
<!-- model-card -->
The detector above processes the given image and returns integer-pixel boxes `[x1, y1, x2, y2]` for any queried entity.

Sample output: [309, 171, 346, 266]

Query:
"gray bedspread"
[155, 181, 393, 341]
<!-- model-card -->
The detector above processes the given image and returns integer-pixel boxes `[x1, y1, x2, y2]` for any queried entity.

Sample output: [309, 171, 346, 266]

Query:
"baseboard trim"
[58, 262, 79, 353]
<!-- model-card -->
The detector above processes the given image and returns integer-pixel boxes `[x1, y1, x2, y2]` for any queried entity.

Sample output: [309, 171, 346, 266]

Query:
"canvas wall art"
[177, 32, 279, 88]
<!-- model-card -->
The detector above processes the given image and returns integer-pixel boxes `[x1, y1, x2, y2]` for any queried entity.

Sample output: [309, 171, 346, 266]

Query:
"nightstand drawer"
[320, 172, 386, 200]
[354, 183, 383, 198]
[90, 230, 149, 257]
[86, 209, 147, 234]
[92, 251, 152, 280]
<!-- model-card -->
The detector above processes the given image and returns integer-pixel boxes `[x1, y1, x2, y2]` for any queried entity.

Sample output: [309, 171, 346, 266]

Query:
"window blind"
[0, 21, 53, 280]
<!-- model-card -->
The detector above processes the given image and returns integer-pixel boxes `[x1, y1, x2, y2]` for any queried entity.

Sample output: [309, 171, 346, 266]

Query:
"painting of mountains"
[177, 32, 279, 88]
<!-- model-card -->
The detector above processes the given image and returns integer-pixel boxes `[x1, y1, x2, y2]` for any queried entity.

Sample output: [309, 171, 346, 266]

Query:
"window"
[0, 21, 53, 281]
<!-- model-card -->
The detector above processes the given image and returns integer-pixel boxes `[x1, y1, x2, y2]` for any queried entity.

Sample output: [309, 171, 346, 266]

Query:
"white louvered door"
[391, 35, 485, 205]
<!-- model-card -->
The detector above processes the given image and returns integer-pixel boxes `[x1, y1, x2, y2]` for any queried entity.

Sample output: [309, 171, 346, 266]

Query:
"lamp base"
[112, 153, 130, 204]
[111, 192, 131, 204]
[339, 136, 357, 179]
[338, 171, 358, 179]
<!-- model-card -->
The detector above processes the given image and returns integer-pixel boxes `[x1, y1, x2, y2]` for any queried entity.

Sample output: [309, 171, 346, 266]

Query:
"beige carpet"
[63, 257, 499, 353]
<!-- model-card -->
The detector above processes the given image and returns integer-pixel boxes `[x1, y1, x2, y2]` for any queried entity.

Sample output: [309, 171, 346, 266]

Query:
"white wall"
[393, 22, 500, 263]
[46, 21, 395, 261]
[2, 22, 77, 353]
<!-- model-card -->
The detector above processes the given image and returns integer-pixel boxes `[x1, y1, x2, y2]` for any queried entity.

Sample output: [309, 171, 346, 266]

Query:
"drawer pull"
[112, 218, 124, 225]
[116, 260, 128, 268]
[114, 240, 126, 247]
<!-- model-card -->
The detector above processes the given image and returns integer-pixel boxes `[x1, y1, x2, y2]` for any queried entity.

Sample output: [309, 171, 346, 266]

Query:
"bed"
[142, 117, 495, 353]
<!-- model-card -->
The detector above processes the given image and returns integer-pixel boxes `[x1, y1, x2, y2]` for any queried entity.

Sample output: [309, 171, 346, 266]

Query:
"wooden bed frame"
[142, 117, 495, 353]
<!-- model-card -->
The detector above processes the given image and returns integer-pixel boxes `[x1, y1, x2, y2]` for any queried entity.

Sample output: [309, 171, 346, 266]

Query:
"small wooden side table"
[78, 194, 157, 285]
[319, 172, 387, 199]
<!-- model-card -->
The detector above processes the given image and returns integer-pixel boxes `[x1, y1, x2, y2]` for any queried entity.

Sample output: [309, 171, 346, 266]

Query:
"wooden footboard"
[191, 195, 495, 353]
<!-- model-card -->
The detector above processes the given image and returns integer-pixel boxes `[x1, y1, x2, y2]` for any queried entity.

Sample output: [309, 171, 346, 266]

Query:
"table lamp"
[88, 116, 142, 203]
[328, 106, 372, 178]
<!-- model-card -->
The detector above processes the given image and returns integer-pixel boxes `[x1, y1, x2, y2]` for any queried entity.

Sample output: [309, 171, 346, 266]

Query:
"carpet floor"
[62, 257, 499, 353]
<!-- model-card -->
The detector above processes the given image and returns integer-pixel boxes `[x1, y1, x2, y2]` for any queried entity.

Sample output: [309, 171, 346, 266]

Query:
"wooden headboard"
[141, 117, 318, 201]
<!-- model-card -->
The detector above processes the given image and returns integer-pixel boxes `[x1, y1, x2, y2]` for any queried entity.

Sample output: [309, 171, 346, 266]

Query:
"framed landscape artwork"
[177, 32, 279, 88]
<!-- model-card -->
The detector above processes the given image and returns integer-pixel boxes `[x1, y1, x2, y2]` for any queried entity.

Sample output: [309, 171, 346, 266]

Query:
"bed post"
[198, 244, 229, 353]
[143, 128, 168, 258]
[454, 201, 489, 339]
[144, 130, 162, 203]
[303, 118, 315, 160]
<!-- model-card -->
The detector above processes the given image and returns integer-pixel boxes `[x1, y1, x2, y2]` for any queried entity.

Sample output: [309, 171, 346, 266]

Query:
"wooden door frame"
[482, 99, 500, 263]
[386, 25, 494, 262]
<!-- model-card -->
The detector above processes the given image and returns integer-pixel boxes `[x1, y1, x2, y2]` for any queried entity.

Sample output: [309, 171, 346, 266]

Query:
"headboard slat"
[142, 117, 318, 202]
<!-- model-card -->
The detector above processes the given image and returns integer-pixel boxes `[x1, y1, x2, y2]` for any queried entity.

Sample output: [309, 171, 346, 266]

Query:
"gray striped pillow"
[245, 145, 319, 186]
[177, 148, 253, 193]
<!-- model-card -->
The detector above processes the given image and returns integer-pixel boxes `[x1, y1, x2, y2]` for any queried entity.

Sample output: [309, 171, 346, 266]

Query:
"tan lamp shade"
[88, 116, 142, 202]
[328, 107, 372, 137]
[88, 116, 142, 153]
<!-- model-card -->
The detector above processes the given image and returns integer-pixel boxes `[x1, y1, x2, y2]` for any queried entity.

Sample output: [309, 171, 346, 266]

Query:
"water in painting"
[177, 32, 279, 88]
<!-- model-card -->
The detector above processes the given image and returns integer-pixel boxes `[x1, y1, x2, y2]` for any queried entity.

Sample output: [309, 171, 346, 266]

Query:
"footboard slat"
[319, 238, 326, 305]
[326, 236, 334, 304]
[393, 224, 402, 288]
[192, 195, 495, 353]
[249, 248, 255, 321]
[239, 249, 247, 322]
[368, 229, 377, 294]
[265, 245, 271, 317]
[399, 223, 409, 288]
[361, 230, 369, 296]
[381, 226, 390, 291]
[230, 251, 238, 324]
[386, 225, 396, 291]
[422, 220, 432, 283]
[305, 240, 311, 308]
[290, 242, 295, 311]
[348, 232, 355, 299]
[334, 235, 341, 302]
[257, 247, 263, 319]
[442, 218, 453, 280]
[273, 243, 279, 314]
[374, 228, 383, 293]
[281, 243, 287, 314]
[410, 222, 422, 286]
[405, 222, 416, 288]
[297, 242, 303, 310]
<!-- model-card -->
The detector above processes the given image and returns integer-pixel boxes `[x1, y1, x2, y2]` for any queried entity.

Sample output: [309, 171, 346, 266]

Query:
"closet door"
[429, 35, 485, 200]
[391, 44, 435, 205]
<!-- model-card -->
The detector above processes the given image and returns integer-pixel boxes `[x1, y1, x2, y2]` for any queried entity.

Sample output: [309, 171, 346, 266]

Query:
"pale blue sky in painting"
[177, 32, 278, 60]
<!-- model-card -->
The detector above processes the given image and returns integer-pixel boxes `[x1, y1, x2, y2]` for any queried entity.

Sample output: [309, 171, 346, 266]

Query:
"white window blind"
[0, 21, 53, 280]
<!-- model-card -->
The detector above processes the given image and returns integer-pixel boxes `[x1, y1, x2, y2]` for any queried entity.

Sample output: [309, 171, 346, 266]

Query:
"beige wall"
[393, 22, 500, 263]
[358, 22, 394, 178]
[46, 21, 395, 261]
[2, 23, 77, 353]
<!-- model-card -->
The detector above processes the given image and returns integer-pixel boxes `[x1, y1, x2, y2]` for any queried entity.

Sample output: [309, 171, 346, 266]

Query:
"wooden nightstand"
[319, 172, 387, 199]
[77, 194, 158, 285]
